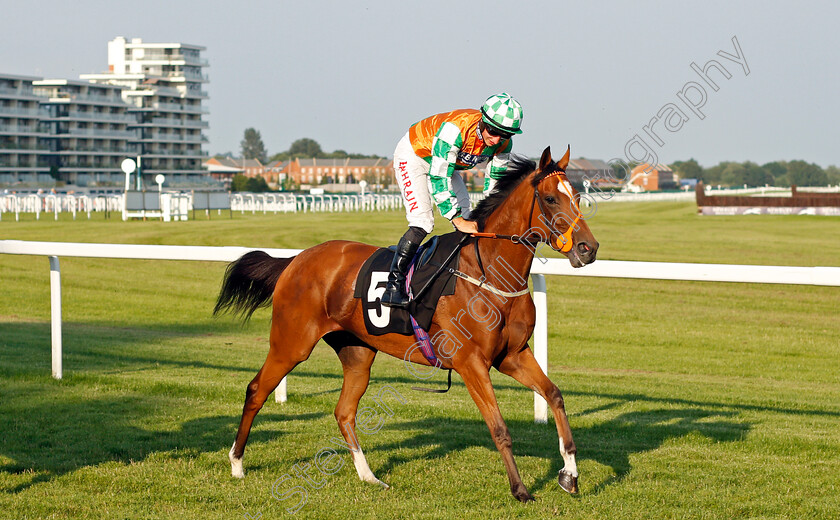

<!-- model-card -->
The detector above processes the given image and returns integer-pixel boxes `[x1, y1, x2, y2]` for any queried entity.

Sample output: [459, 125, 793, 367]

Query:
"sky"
[2, 0, 838, 168]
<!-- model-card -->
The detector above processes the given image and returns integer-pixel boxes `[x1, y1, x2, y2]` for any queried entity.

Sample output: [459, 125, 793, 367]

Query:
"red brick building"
[630, 163, 676, 191]
[284, 158, 393, 187]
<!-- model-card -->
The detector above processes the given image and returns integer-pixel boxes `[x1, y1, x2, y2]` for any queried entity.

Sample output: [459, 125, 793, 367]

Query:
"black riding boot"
[381, 228, 425, 308]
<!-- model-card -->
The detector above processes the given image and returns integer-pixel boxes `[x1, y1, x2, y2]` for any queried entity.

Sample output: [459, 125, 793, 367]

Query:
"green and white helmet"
[480, 93, 523, 135]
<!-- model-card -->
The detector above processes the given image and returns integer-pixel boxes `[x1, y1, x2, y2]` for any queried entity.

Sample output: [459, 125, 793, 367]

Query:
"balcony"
[46, 110, 136, 123]
[137, 133, 207, 143]
[0, 124, 46, 135]
[0, 106, 44, 118]
[0, 86, 39, 98]
[54, 128, 137, 139]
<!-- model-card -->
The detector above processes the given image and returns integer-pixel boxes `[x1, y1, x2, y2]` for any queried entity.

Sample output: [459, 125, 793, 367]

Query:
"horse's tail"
[214, 250, 295, 321]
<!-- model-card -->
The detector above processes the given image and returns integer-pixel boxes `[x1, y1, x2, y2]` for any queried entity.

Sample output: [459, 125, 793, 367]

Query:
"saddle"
[354, 232, 467, 336]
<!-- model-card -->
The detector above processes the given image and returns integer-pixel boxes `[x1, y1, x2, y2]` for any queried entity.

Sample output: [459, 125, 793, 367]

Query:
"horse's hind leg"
[496, 346, 579, 494]
[325, 334, 388, 489]
[229, 319, 320, 478]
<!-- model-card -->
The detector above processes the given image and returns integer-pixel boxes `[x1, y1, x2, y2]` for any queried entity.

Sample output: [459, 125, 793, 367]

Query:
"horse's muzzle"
[568, 240, 598, 267]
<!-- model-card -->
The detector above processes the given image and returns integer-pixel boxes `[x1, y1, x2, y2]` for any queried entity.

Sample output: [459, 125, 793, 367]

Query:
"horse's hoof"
[558, 471, 578, 494]
[512, 486, 535, 503]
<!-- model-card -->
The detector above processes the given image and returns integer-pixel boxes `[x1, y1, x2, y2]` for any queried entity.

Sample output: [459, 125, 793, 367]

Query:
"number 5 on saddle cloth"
[354, 232, 467, 337]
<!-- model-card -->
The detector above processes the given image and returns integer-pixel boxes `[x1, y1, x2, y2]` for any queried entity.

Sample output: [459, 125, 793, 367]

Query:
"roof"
[265, 160, 290, 170]
[631, 163, 673, 174]
[203, 157, 244, 173]
[567, 158, 613, 171]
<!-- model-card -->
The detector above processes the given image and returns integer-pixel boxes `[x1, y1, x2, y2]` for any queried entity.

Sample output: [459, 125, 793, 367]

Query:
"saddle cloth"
[353, 232, 464, 336]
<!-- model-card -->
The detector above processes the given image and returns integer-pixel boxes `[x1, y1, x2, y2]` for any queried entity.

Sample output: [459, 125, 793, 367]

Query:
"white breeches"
[392, 132, 471, 234]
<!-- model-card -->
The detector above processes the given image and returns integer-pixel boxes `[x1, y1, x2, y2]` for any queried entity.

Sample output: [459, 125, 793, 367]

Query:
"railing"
[2, 239, 838, 421]
[1, 193, 123, 221]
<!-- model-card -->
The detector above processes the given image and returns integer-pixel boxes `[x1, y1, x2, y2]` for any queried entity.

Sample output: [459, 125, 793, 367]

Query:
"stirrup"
[381, 287, 410, 308]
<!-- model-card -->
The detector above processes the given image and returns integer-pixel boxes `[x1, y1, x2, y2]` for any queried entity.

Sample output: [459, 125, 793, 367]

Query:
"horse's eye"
[545, 196, 556, 204]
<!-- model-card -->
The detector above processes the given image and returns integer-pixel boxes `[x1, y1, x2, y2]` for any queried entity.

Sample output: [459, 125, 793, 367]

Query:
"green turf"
[1, 202, 839, 519]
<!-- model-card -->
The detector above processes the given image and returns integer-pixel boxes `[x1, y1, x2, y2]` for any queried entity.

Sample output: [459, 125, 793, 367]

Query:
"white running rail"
[2, 239, 839, 420]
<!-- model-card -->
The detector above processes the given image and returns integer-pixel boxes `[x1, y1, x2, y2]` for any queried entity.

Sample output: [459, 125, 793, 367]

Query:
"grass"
[1, 202, 839, 519]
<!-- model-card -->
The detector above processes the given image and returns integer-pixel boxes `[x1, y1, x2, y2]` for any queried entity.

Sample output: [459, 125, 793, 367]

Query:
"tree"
[699, 162, 731, 185]
[761, 161, 787, 180]
[269, 151, 290, 162]
[719, 163, 746, 186]
[825, 165, 840, 185]
[785, 160, 827, 187]
[231, 174, 250, 192]
[671, 158, 703, 181]
[740, 162, 773, 187]
[288, 138, 323, 158]
[240, 128, 267, 163]
[268, 138, 384, 161]
[230, 174, 270, 193]
[246, 176, 270, 192]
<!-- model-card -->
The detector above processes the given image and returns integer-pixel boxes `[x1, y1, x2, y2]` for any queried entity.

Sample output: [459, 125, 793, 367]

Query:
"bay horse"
[215, 146, 598, 502]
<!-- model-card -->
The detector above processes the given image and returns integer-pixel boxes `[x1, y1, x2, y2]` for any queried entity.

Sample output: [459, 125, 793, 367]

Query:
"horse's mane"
[470, 154, 564, 228]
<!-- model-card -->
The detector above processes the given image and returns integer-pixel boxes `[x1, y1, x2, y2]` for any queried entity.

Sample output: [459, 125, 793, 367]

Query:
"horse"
[214, 146, 599, 502]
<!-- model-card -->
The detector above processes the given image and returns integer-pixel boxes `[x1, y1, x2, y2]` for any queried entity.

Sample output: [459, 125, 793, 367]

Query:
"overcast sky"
[2, 1, 838, 167]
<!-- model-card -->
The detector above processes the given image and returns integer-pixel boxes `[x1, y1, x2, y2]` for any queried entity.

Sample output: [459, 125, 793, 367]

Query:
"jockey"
[381, 93, 524, 308]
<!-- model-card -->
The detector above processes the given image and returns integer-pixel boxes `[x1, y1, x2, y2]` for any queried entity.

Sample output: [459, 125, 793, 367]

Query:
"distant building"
[264, 160, 290, 186]
[203, 157, 244, 187]
[566, 158, 619, 189]
[80, 37, 212, 187]
[33, 79, 137, 187]
[630, 163, 676, 191]
[0, 73, 51, 186]
[1, 37, 217, 190]
[285, 158, 392, 186]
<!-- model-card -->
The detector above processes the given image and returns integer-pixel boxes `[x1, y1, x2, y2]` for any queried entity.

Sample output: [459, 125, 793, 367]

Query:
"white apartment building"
[33, 79, 137, 187]
[0, 74, 50, 186]
[81, 37, 211, 187]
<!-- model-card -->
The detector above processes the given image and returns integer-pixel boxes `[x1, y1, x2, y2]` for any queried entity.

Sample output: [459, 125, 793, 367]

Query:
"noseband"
[533, 170, 584, 253]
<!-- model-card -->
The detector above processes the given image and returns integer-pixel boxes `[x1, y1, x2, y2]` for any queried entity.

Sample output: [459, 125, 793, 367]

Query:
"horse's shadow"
[368, 398, 750, 494]
[0, 392, 327, 494]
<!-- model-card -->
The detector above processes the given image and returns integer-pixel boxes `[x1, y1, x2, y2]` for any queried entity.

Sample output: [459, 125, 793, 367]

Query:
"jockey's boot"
[381, 231, 424, 308]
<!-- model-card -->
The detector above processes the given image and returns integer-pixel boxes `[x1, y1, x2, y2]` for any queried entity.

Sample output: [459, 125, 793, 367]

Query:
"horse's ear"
[539, 147, 553, 171]
[557, 145, 570, 171]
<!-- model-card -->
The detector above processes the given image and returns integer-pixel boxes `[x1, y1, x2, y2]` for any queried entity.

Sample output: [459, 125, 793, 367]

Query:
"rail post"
[531, 273, 548, 423]
[49, 256, 62, 380]
[275, 377, 287, 403]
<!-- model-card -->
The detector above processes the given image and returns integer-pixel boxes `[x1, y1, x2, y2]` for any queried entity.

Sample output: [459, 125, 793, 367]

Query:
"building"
[80, 37, 211, 187]
[629, 163, 676, 191]
[566, 158, 620, 189]
[285, 157, 392, 186]
[264, 160, 290, 186]
[33, 79, 137, 187]
[203, 157, 244, 187]
[0, 73, 50, 186]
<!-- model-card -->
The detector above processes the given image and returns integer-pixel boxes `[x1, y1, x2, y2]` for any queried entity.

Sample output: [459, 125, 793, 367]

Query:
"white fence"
[2, 239, 839, 422]
[0, 192, 406, 221]
[1, 193, 124, 221]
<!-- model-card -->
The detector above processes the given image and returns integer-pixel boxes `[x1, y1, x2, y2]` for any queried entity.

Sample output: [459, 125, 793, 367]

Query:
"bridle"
[472, 168, 584, 253]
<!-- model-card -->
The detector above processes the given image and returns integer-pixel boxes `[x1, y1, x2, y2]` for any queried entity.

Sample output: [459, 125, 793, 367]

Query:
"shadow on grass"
[0, 389, 327, 495]
[369, 403, 749, 497]
[0, 320, 268, 377]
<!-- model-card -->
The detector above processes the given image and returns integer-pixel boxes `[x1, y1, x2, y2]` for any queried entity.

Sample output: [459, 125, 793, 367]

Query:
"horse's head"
[531, 146, 599, 267]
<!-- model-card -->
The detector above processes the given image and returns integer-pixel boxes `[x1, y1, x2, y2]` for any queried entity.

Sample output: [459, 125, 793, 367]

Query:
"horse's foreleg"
[333, 345, 389, 489]
[459, 361, 534, 502]
[497, 346, 579, 494]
